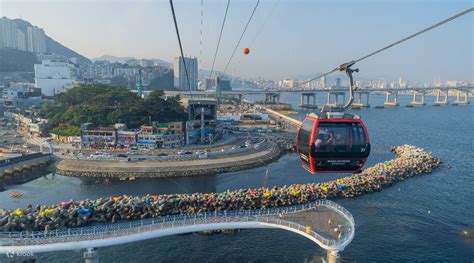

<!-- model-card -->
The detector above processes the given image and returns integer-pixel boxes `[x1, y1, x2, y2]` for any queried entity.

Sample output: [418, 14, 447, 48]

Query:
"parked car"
[157, 153, 168, 157]
[117, 154, 128, 158]
[195, 150, 206, 155]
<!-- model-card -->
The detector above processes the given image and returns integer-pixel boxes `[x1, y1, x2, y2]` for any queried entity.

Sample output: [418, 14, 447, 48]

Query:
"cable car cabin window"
[297, 119, 314, 165]
[311, 122, 368, 159]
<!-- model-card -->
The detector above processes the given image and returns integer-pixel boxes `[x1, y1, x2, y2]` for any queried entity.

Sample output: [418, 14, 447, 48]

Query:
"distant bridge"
[0, 200, 354, 263]
[165, 85, 473, 96]
[165, 86, 473, 108]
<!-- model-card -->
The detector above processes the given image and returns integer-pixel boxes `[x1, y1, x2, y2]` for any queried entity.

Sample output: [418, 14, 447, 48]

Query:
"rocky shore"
[0, 145, 440, 232]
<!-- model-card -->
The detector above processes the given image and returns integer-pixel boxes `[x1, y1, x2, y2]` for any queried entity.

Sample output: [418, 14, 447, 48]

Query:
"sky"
[0, 0, 472, 82]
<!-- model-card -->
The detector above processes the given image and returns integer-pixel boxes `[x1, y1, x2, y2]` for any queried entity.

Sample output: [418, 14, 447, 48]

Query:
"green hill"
[0, 48, 38, 72]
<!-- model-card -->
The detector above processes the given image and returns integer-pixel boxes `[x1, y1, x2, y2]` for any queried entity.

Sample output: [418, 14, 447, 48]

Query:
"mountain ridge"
[93, 55, 171, 66]
[9, 18, 90, 63]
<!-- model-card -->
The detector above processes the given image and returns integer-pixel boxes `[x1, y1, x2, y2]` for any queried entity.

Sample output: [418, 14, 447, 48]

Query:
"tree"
[39, 84, 186, 130]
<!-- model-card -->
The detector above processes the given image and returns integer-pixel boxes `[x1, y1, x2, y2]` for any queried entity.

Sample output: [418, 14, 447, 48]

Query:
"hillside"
[93, 55, 171, 66]
[45, 36, 90, 63]
[11, 18, 90, 63]
[0, 48, 38, 72]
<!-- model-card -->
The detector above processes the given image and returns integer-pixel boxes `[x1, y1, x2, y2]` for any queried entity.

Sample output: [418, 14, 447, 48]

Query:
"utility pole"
[200, 107, 205, 144]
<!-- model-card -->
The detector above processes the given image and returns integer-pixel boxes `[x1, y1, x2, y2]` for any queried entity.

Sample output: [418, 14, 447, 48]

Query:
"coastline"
[0, 145, 440, 232]
[56, 142, 282, 179]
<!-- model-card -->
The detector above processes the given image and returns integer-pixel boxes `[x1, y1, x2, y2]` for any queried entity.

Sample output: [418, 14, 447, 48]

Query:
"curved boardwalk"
[0, 200, 354, 261]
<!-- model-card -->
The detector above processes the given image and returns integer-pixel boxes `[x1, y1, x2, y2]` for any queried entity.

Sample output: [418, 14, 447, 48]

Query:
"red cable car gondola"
[297, 112, 370, 173]
[296, 63, 371, 174]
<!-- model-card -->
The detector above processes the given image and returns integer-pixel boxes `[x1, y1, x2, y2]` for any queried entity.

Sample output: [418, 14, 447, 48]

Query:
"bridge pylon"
[300, 92, 318, 109]
[453, 90, 470, 105]
[410, 90, 426, 107]
[325, 92, 346, 110]
[265, 93, 280, 104]
[433, 89, 449, 106]
[352, 91, 370, 109]
[384, 91, 399, 107]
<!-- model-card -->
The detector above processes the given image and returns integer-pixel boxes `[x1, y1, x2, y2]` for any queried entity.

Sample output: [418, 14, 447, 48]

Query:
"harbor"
[0, 144, 440, 232]
[0, 95, 472, 261]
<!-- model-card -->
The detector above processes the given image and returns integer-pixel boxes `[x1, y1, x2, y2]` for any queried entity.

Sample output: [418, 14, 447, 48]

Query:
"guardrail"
[58, 140, 271, 162]
[0, 153, 48, 167]
[0, 200, 354, 250]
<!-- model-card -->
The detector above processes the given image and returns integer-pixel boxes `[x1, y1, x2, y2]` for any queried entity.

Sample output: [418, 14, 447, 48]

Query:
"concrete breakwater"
[0, 145, 440, 232]
[56, 143, 281, 180]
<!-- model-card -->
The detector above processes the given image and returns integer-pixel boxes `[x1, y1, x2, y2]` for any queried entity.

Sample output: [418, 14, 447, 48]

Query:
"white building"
[174, 56, 198, 91]
[27, 26, 46, 53]
[34, 60, 75, 96]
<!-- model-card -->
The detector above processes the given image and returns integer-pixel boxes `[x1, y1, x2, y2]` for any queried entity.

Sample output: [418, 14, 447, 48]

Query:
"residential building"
[81, 128, 117, 147]
[335, 78, 341, 88]
[320, 76, 327, 88]
[2, 83, 43, 109]
[167, 122, 184, 135]
[17, 29, 26, 51]
[5, 111, 47, 136]
[174, 56, 198, 91]
[0, 17, 19, 49]
[278, 79, 298, 89]
[117, 131, 136, 147]
[27, 26, 46, 53]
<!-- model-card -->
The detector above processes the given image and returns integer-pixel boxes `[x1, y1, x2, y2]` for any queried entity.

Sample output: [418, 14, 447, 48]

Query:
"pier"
[0, 200, 354, 263]
[262, 108, 302, 131]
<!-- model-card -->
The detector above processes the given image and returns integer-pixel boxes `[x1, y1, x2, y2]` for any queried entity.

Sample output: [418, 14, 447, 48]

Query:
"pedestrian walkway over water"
[0, 200, 353, 262]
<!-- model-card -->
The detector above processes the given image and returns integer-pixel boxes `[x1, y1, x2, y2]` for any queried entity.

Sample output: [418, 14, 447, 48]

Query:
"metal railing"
[0, 153, 50, 166]
[0, 200, 354, 250]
